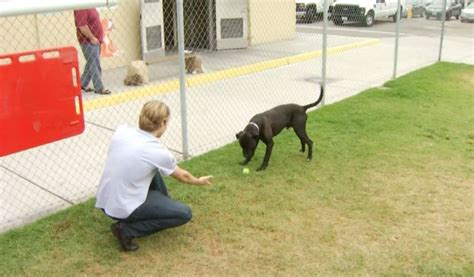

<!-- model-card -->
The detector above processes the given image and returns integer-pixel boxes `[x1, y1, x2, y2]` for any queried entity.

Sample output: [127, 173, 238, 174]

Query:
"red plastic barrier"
[0, 46, 84, 157]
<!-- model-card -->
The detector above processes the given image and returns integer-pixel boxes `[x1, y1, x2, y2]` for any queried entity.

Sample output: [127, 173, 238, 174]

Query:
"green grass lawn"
[1, 62, 473, 275]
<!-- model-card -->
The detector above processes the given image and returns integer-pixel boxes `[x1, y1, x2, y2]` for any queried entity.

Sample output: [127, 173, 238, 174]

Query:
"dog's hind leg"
[293, 116, 313, 161]
[296, 130, 313, 161]
[299, 138, 306, 153]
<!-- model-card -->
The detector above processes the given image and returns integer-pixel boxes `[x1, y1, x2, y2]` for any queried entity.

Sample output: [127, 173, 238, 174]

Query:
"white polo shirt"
[95, 125, 177, 218]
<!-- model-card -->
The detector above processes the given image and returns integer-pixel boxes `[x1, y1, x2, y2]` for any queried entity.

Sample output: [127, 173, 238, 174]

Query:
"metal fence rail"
[1, 0, 471, 232]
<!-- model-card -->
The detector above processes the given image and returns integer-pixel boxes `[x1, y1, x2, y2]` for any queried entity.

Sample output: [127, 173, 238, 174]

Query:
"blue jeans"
[113, 174, 192, 238]
[80, 43, 104, 91]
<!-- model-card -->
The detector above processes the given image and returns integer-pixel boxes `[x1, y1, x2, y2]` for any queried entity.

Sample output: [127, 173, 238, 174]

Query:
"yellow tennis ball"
[242, 167, 250, 174]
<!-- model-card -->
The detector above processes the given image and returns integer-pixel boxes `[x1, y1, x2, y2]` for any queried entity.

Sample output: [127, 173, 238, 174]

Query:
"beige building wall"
[0, 15, 38, 54]
[1, 0, 296, 70]
[248, 0, 296, 45]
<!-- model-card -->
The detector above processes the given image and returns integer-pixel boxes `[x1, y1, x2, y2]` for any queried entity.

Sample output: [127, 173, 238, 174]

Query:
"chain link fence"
[1, 0, 471, 232]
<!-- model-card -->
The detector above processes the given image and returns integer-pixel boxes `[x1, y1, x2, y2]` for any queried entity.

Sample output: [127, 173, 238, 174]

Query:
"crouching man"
[96, 100, 213, 251]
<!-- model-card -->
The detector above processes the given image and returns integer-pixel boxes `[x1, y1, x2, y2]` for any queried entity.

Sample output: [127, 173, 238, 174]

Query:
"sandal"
[81, 87, 95, 92]
[95, 89, 112, 95]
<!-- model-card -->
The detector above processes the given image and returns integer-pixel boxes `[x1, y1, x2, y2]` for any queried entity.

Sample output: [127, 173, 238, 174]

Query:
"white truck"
[296, 0, 334, 22]
[331, 0, 405, 26]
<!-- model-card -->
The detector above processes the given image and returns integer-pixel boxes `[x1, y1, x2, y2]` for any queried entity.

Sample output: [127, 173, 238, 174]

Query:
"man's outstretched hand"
[198, 176, 213, 185]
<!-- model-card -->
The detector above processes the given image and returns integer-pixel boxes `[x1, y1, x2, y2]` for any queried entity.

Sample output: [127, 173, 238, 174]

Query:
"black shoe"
[110, 223, 139, 252]
[81, 87, 95, 92]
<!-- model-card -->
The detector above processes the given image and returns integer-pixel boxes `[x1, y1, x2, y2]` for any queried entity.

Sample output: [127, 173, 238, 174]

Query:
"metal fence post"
[321, 0, 329, 105]
[393, 0, 401, 79]
[438, 0, 447, 61]
[177, 0, 189, 159]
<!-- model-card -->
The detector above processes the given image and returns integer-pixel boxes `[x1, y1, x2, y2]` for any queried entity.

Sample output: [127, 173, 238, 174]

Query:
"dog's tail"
[303, 85, 324, 111]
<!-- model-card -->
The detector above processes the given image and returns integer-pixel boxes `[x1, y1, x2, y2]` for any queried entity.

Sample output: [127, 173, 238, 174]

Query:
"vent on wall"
[146, 25, 162, 51]
[220, 18, 243, 39]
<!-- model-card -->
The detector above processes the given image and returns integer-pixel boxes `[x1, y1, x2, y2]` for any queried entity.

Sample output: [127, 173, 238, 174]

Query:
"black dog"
[236, 86, 324, 171]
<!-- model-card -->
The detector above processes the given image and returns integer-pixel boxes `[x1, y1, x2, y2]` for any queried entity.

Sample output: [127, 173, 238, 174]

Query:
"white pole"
[0, 0, 118, 18]
[321, 0, 329, 105]
[177, 0, 189, 159]
[438, 0, 447, 61]
[393, 0, 401, 79]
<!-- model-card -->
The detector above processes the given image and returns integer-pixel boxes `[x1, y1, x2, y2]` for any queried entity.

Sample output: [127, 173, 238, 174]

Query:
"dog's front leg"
[239, 157, 251, 165]
[257, 141, 274, 171]
[239, 149, 255, 165]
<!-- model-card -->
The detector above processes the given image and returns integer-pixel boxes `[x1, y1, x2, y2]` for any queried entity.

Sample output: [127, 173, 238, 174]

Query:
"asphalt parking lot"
[297, 16, 474, 38]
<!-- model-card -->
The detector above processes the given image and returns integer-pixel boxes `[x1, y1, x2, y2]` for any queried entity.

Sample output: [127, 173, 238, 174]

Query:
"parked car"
[405, 0, 426, 17]
[296, 0, 334, 23]
[425, 0, 462, 19]
[460, 1, 474, 21]
[331, 0, 406, 27]
[424, 0, 434, 7]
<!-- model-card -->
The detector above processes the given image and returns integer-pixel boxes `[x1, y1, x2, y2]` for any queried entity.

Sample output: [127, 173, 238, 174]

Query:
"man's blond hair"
[139, 100, 170, 132]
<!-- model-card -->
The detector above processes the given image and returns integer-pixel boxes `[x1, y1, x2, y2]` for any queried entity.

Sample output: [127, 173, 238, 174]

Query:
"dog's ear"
[236, 131, 243, 139]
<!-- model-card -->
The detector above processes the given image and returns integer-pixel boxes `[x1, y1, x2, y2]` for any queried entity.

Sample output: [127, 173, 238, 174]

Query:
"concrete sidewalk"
[1, 30, 472, 233]
[82, 33, 375, 103]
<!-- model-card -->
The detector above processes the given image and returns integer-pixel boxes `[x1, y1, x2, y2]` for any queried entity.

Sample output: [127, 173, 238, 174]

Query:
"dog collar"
[248, 122, 259, 133]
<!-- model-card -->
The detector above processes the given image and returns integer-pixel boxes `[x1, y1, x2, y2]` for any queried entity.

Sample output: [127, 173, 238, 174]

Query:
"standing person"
[74, 8, 111, 95]
[96, 100, 213, 251]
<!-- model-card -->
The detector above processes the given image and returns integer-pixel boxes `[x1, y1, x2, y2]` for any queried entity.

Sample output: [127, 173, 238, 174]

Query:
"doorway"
[163, 0, 216, 52]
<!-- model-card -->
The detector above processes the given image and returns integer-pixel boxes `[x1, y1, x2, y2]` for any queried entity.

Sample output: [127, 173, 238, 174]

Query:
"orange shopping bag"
[100, 18, 119, 57]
